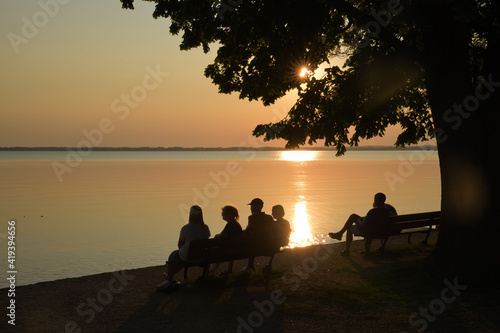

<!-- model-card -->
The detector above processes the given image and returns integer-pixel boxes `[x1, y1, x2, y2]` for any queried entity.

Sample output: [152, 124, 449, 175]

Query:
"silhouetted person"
[243, 198, 274, 271]
[272, 204, 291, 247]
[328, 193, 397, 255]
[157, 205, 210, 292]
[209, 204, 243, 275]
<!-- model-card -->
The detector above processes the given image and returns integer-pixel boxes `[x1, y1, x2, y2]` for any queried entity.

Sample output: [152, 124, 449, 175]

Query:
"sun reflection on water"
[280, 150, 317, 162]
[288, 200, 316, 248]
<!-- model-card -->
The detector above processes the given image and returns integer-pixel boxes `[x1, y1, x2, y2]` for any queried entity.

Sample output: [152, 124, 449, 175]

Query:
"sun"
[299, 67, 309, 77]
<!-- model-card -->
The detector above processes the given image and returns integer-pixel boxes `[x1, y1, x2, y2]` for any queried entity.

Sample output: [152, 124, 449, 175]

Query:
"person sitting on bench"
[157, 205, 211, 291]
[209, 204, 244, 275]
[272, 204, 291, 247]
[328, 193, 397, 255]
[243, 198, 275, 271]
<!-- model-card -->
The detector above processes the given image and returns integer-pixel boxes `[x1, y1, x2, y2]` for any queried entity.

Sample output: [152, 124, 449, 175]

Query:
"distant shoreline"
[0, 145, 437, 152]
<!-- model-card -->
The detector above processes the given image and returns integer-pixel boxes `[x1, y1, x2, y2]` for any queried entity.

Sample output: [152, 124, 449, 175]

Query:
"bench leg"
[268, 254, 275, 268]
[227, 260, 234, 274]
[407, 233, 413, 245]
[201, 265, 210, 279]
[184, 267, 189, 281]
[423, 228, 433, 244]
[364, 238, 373, 251]
[262, 255, 275, 279]
[380, 237, 388, 250]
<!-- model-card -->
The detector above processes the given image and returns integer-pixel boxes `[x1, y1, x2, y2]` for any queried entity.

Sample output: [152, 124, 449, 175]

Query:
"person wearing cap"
[328, 192, 397, 255]
[243, 198, 275, 271]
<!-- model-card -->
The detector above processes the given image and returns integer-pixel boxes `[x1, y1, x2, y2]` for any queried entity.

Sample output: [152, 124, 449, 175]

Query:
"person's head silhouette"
[248, 198, 264, 214]
[272, 205, 285, 220]
[373, 193, 386, 207]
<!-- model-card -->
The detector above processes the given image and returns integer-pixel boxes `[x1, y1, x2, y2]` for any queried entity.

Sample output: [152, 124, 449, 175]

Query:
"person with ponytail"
[157, 205, 211, 292]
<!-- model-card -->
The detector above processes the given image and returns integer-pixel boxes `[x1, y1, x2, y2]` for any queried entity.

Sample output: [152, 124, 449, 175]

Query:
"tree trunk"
[423, 4, 500, 285]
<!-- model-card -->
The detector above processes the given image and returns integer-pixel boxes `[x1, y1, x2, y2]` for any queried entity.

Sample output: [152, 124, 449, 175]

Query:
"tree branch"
[332, 0, 422, 62]
[121, 0, 134, 9]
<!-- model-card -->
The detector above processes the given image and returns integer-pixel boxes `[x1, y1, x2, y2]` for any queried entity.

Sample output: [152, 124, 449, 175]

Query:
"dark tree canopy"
[121, 0, 500, 282]
[121, 0, 498, 154]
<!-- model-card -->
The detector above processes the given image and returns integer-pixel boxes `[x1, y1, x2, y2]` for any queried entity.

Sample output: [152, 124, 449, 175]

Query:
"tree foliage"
[120, 0, 498, 154]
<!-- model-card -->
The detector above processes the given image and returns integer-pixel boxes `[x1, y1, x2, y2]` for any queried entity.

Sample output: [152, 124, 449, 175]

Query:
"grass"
[178, 242, 500, 331]
[278, 242, 452, 330]
[382, 241, 435, 256]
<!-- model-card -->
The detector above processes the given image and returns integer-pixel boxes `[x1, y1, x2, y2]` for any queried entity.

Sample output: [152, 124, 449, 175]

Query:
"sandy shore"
[2, 232, 499, 333]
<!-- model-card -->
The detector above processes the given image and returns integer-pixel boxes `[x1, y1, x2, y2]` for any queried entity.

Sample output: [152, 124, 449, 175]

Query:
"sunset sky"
[0, 0, 400, 148]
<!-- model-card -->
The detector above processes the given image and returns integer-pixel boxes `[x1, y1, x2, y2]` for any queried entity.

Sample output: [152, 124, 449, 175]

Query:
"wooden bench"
[387, 211, 440, 244]
[357, 211, 441, 250]
[168, 234, 284, 280]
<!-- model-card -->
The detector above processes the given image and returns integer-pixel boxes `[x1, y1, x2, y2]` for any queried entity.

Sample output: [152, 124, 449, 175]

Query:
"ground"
[2, 233, 499, 333]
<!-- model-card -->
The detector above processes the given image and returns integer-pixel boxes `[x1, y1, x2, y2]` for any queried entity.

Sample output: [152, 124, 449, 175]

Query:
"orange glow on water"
[288, 200, 316, 248]
[280, 150, 317, 162]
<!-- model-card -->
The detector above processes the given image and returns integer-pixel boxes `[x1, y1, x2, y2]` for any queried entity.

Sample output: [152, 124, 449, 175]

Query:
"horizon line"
[0, 145, 437, 151]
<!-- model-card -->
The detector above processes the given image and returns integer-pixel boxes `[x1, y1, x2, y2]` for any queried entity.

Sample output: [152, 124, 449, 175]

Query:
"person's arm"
[364, 209, 375, 223]
[385, 203, 398, 216]
[219, 224, 229, 239]
[178, 236, 185, 249]
[178, 226, 186, 249]
[360, 209, 374, 227]
[245, 216, 253, 232]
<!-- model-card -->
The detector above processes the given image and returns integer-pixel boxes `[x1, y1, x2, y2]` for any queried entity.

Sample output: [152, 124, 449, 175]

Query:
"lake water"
[0, 149, 441, 287]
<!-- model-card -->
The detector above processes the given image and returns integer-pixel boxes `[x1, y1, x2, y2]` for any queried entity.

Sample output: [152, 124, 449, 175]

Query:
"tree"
[120, 0, 500, 283]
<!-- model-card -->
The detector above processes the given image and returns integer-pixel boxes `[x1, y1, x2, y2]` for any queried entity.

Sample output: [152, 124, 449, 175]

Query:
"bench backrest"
[366, 211, 441, 238]
[187, 233, 281, 262]
[388, 211, 441, 230]
[187, 238, 225, 261]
